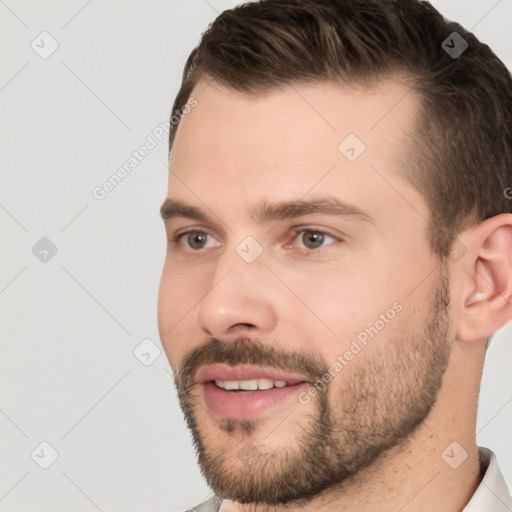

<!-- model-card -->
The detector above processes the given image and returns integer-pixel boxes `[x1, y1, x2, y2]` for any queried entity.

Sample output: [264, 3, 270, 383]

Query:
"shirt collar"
[463, 447, 512, 511]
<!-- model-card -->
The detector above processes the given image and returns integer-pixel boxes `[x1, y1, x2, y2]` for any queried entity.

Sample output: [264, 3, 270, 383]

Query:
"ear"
[454, 214, 512, 342]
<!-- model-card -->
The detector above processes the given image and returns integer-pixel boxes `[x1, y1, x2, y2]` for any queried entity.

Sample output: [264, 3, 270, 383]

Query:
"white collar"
[463, 447, 512, 511]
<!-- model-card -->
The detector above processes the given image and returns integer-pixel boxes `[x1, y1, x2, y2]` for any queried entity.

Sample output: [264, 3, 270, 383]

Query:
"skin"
[158, 78, 512, 512]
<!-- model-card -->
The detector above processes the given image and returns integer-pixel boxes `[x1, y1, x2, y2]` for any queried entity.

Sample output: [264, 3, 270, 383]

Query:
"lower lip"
[201, 381, 309, 419]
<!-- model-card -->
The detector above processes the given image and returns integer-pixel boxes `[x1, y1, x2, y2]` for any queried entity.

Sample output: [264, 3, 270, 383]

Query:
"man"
[158, 0, 512, 510]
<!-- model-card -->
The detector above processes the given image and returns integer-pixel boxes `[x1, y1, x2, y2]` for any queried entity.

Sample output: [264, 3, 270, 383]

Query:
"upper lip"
[196, 363, 311, 385]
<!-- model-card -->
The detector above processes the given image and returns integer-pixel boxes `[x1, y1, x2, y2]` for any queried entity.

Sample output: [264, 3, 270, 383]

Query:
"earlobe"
[456, 215, 512, 343]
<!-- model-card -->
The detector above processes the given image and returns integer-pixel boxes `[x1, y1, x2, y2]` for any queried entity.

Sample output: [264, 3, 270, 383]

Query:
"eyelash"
[169, 227, 340, 253]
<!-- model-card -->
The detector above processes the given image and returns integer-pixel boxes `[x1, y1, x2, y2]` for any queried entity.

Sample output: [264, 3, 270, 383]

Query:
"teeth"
[214, 378, 291, 390]
[256, 378, 274, 390]
[240, 379, 258, 390]
[222, 380, 240, 390]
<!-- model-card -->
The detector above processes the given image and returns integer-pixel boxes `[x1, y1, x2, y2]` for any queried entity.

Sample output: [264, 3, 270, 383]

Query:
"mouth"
[196, 364, 311, 419]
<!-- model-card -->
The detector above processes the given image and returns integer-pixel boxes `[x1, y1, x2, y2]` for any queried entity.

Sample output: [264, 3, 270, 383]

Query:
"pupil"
[304, 231, 324, 249]
[189, 232, 206, 249]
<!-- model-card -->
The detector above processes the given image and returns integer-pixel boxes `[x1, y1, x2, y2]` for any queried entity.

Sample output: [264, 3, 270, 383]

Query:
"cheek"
[157, 261, 204, 364]
[158, 256, 208, 317]
[286, 263, 406, 359]
[288, 264, 382, 326]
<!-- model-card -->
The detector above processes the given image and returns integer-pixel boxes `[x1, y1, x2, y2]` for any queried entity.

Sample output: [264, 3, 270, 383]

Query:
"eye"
[172, 229, 221, 251]
[291, 228, 338, 250]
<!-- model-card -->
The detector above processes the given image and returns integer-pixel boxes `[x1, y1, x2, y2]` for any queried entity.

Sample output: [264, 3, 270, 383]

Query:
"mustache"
[175, 337, 328, 390]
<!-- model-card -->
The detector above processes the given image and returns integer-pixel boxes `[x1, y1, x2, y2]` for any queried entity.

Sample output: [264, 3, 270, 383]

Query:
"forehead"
[167, 78, 426, 227]
[174, 77, 418, 147]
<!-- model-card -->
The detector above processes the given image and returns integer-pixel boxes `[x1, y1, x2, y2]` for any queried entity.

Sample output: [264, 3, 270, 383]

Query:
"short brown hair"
[168, 0, 512, 258]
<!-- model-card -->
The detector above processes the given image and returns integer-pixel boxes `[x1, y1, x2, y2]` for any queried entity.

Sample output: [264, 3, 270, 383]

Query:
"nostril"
[229, 323, 256, 331]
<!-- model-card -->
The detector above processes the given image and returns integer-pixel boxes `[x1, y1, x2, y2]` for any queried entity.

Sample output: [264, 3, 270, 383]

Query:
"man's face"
[158, 79, 453, 504]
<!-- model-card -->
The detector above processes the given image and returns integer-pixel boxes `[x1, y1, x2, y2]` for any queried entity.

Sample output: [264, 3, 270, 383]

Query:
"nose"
[195, 247, 278, 340]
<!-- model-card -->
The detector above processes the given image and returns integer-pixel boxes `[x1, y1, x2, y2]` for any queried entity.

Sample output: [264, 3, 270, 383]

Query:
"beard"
[173, 268, 452, 506]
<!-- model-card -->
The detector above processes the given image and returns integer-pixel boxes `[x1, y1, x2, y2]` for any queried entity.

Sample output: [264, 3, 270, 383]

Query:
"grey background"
[0, 1, 511, 511]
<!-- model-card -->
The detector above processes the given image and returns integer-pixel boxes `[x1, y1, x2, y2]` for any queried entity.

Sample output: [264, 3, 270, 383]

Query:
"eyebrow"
[160, 195, 373, 226]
